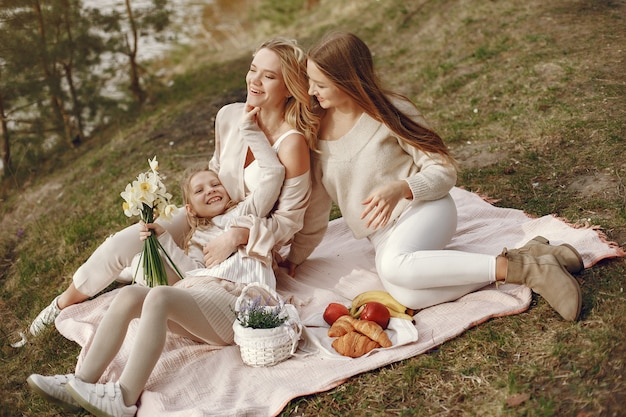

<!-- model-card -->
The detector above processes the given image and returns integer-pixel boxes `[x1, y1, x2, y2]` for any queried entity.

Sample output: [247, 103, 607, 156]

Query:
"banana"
[388, 309, 415, 322]
[351, 297, 414, 322]
[350, 290, 410, 317]
[352, 304, 365, 318]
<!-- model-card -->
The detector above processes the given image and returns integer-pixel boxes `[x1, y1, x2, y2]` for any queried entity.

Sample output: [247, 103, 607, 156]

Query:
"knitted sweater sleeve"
[208, 107, 223, 175]
[224, 114, 310, 258]
[286, 156, 332, 265]
[401, 147, 457, 201]
[230, 171, 311, 259]
[207, 104, 298, 259]
[234, 119, 285, 218]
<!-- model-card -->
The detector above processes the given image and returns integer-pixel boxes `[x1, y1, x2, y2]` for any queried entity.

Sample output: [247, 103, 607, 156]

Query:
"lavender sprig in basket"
[233, 283, 302, 367]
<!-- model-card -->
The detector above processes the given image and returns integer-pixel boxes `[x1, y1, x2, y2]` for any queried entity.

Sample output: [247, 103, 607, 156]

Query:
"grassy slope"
[1, 0, 625, 416]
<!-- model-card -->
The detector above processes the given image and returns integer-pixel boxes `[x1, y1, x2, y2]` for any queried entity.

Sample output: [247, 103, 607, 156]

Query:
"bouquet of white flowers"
[120, 156, 182, 287]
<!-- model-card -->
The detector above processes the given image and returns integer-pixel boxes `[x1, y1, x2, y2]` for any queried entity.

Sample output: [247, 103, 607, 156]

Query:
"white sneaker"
[29, 296, 62, 336]
[67, 379, 137, 417]
[27, 373, 81, 412]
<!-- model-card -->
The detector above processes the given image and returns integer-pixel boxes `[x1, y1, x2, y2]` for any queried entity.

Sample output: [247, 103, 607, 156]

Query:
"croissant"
[331, 331, 381, 358]
[328, 315, 357, 337]
[352, 319, 392, 348]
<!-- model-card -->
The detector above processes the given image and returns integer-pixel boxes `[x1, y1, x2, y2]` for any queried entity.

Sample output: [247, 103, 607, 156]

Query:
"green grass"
[1, 0, 625, 416]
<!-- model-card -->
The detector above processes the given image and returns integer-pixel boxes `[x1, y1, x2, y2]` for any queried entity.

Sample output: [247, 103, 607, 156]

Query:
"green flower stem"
[131, 203, 180, 287]
[143, 234, 169, 287]
[157, 239, 185, 280]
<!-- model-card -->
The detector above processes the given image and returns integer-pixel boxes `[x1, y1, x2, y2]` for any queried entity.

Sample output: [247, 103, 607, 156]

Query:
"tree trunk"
[61, 0, 85, 144]
[125, 0, 146, 105]
[63, 64, 84, 145]
[33, 0, 74, 147]
[0, 88, 11, 177]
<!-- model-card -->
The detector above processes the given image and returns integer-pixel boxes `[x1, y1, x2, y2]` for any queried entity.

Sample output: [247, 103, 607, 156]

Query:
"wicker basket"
[233, 283, 302, 367]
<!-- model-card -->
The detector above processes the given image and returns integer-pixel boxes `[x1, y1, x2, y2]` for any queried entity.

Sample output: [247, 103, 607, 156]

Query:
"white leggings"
[72, 209, 190, 296]
[371, 194, 496, 310]
[75, 281, 239, 406]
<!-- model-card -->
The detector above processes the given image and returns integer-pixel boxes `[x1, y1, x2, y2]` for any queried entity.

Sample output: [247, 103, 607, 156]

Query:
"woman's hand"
[280, 260, 298, 277]
[139, 221, 165, 240]
[241, 104, 261, 125]
[360, 180, 412, 230]
[202, 227, 249, 268]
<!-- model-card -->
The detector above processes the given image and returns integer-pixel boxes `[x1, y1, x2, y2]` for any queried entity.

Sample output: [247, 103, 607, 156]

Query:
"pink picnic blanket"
[56, 187, 624, 416]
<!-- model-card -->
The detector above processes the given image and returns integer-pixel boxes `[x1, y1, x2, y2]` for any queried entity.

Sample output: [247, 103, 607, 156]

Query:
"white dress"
[184, 129, 300, 290]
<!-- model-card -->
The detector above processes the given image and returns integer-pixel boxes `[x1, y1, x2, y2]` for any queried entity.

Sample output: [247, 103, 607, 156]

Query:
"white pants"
[72, 209, 190, 296]
[371, 194, 496, 310]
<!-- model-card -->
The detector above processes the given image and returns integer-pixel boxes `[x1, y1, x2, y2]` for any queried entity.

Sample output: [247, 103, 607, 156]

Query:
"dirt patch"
[451, 141, 509, 170]
[0, 179, 65, 236]
[568, 172, 625, 203]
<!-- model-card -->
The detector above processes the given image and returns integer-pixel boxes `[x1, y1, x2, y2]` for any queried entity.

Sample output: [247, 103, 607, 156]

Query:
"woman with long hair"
[27, 37, 318, 416]
[29, 37, 317, 336]
[284, 31, 582, 322]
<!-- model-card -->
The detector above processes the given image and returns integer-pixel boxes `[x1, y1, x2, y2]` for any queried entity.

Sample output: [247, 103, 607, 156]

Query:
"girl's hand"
[360, 180, 411, 230]
[202, 228, 249, 268]
[139, 221, 165, 240]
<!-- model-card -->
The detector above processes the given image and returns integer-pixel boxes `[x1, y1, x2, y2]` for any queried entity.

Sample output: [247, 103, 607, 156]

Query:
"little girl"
[27, 106, 305, 416]
[136, 163, 277, 289]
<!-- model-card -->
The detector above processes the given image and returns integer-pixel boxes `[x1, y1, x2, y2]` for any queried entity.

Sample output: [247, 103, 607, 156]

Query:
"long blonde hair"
[255, 37, 321, 151]
[180, 163, 237, 253]
[307, 31, 456, 165]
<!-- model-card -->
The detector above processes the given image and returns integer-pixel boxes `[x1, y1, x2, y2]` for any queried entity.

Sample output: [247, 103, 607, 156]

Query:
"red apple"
[360, 301, 390, 329]
[323, 303, 350, 326]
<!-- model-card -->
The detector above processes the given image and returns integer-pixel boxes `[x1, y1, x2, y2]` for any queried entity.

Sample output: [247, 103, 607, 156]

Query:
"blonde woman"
[29, 37, 318, 335]
[27, 38, 318, 416]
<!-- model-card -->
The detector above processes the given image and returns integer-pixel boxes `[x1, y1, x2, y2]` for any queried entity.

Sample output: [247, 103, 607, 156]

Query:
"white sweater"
[210, 103, 311, 256]
[288, 100, 457, 265]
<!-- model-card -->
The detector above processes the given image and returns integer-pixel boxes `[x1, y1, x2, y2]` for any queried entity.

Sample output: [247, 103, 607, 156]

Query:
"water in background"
[82, 0, 251, 60]
[0, 0, 251, 171]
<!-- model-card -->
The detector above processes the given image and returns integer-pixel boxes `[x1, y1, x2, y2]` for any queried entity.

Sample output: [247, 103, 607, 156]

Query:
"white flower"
[120, 182, 134, 204]
[120, 183, 141, 217]
[148, 156, 159, 173]
[135, 172, 159, 207]
[161, 204, 178, 221]
[122, 200, 141, 217]
[120, 156, 183, 286]
[121, 157, 177, 222]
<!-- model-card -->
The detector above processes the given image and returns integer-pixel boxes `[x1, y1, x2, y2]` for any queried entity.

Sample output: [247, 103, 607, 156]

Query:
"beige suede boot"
[501, 249, 582, 321]
[512, 236, 584, 274]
